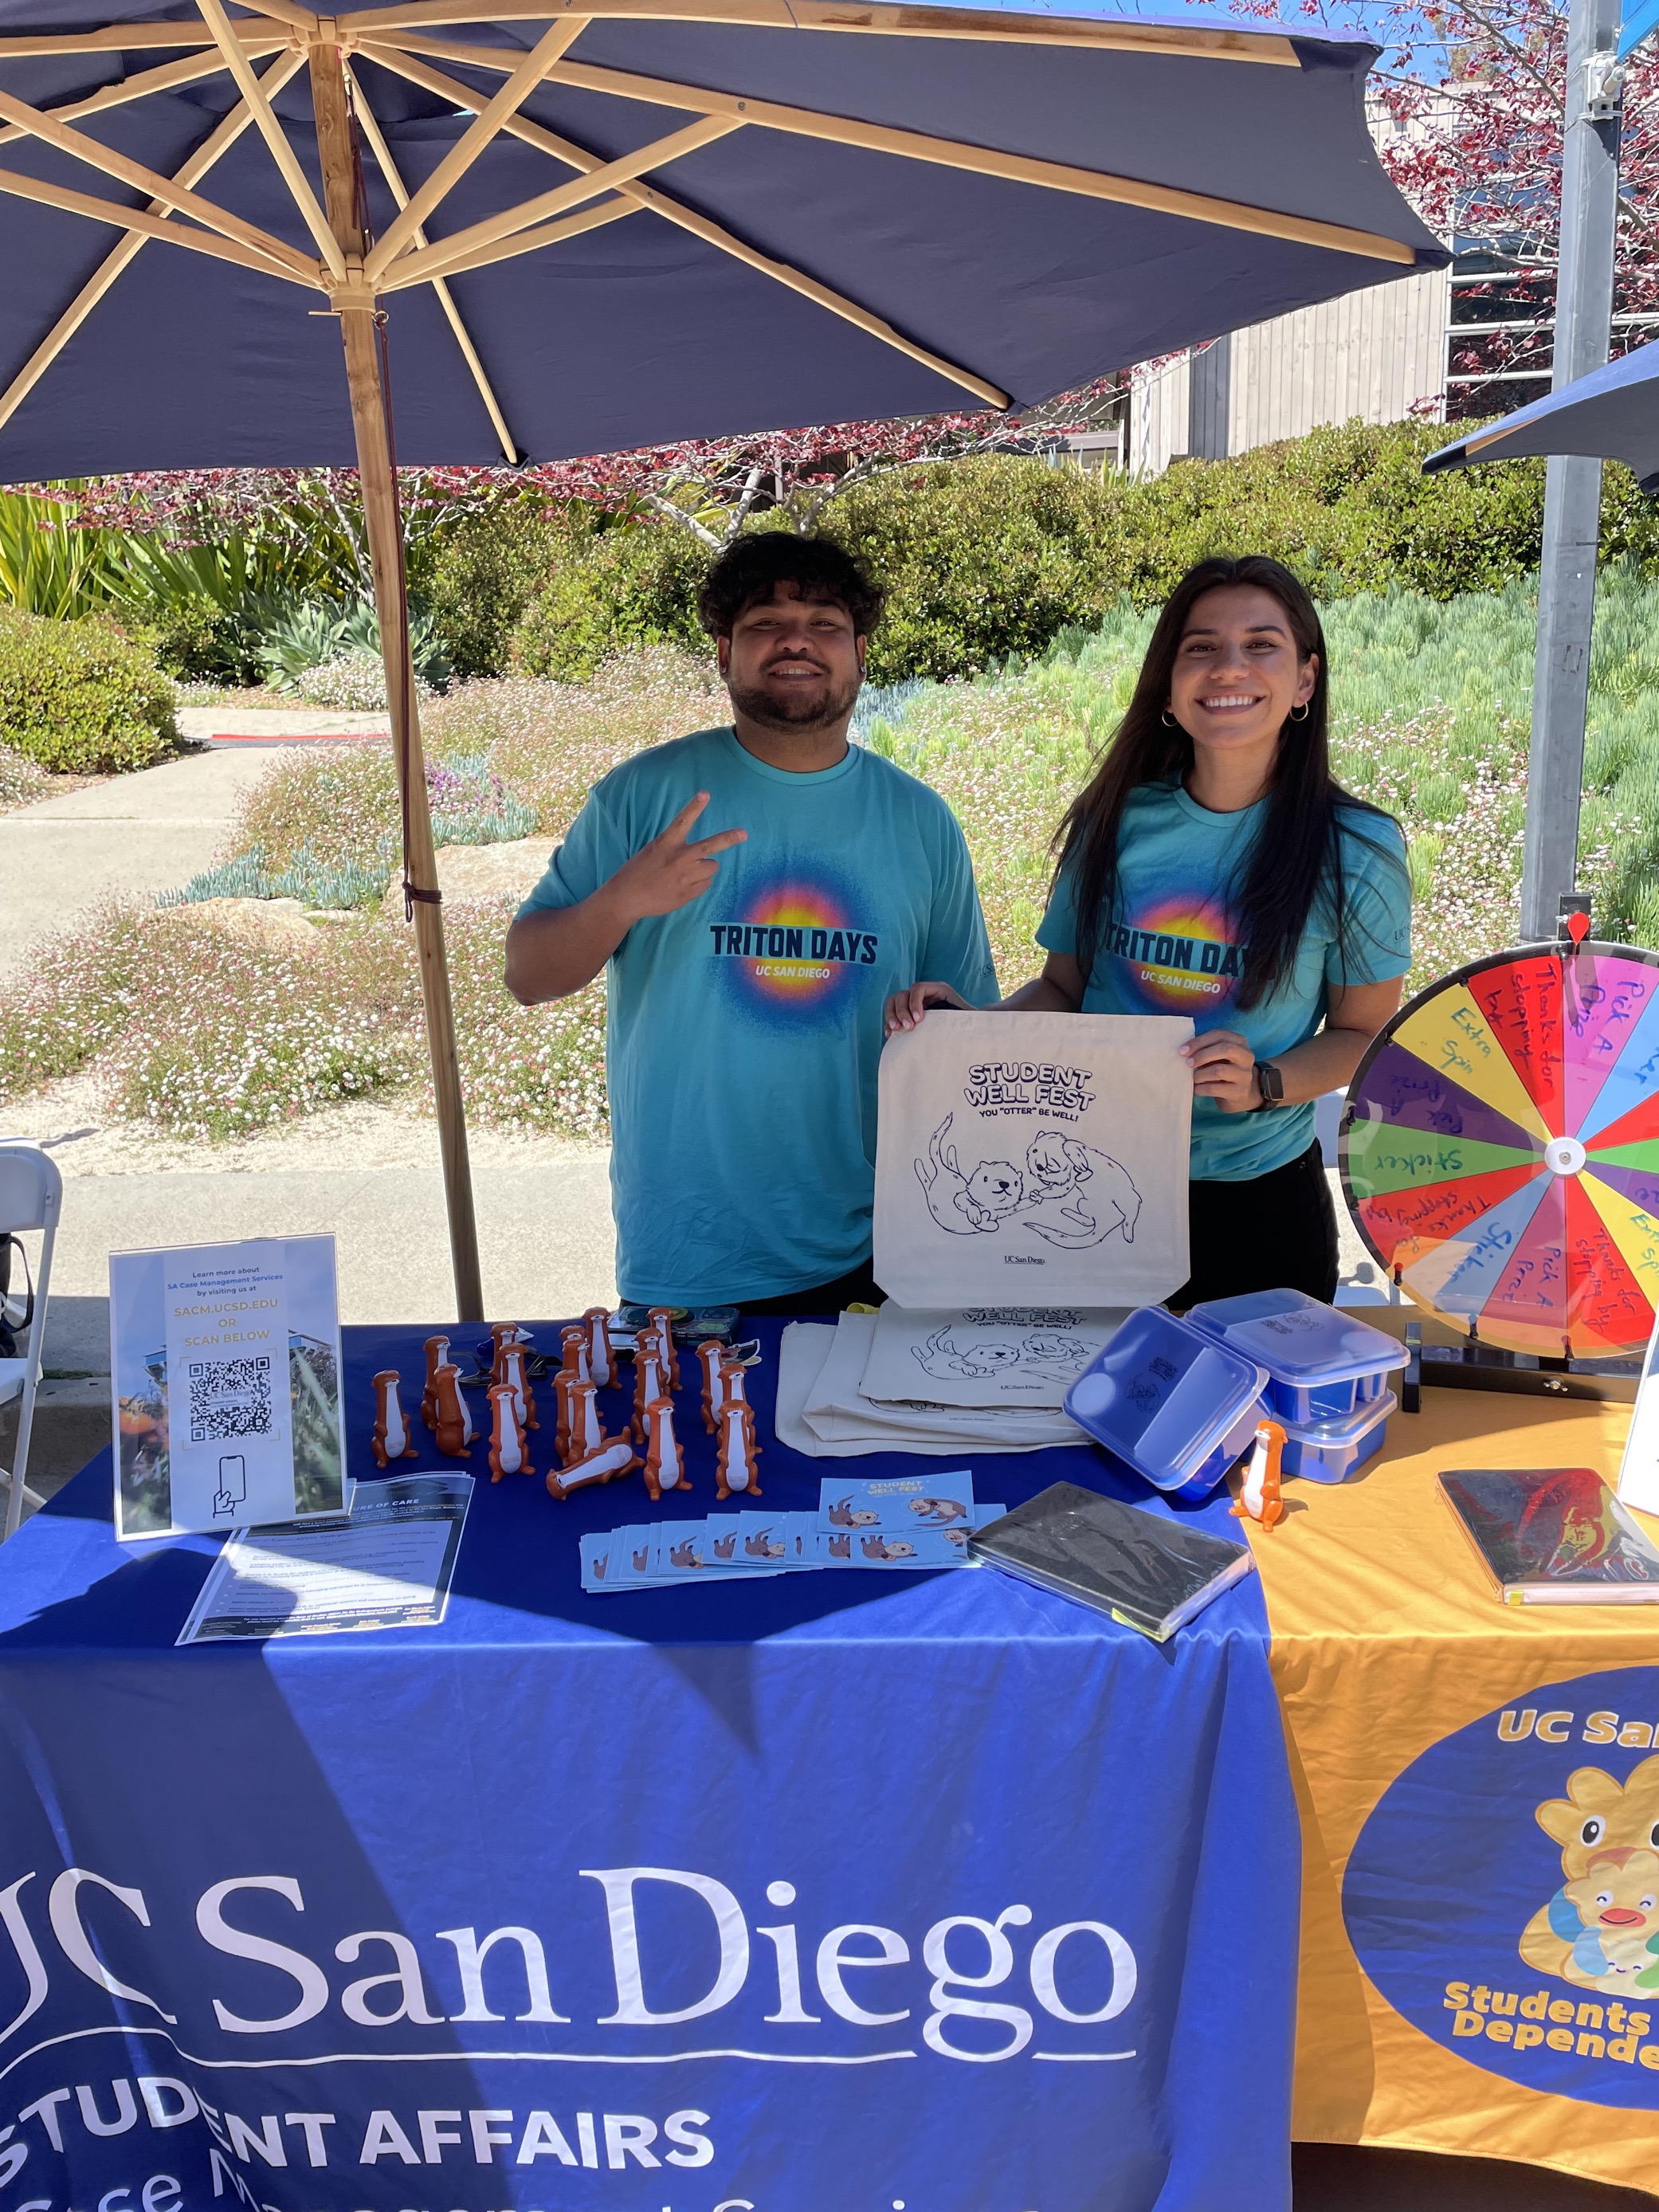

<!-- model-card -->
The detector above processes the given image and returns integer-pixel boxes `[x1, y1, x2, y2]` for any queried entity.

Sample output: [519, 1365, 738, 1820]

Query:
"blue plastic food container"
[1065, 1307, 1269, 1503]
[1277, 1388, 1398, 1484]
[1184, 1288, 1407, 1426]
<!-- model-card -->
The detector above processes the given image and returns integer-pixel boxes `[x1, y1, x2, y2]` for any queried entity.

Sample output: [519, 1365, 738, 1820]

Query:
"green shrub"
[511, 524, 711, 680]
[141, 595, 264, 686]
[426, 500, 596, 680]
[0, 609, 179, 772]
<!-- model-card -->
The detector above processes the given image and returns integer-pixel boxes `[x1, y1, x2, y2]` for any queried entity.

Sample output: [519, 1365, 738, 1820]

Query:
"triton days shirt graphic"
[1107, 892, 1247, 1017]
[710, 870, 880, 1022]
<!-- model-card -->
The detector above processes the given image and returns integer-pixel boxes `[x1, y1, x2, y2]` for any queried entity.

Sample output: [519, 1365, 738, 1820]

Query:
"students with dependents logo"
[504, 535, 996, 1316]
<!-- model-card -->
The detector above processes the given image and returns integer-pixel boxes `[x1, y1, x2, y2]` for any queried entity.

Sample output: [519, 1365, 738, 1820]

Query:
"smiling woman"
[886, 555, 1414, 1307]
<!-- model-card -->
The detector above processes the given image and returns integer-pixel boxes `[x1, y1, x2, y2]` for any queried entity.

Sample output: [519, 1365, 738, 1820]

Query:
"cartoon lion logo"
[1520, 1759, 1659, 1991]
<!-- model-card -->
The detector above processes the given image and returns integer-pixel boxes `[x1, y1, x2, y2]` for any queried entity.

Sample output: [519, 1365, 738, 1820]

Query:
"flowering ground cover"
[2, 580, 1657, 1144]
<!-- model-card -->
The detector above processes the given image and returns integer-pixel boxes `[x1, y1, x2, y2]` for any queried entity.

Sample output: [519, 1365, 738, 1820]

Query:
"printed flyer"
[108, 1234, 348, 1540]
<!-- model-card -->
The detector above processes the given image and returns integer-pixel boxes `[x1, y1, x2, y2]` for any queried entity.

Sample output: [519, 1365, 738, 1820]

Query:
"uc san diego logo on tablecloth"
[1346, 1668, 1659, 2106]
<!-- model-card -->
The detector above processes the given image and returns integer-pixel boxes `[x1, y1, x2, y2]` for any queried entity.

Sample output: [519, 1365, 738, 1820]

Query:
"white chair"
[0, 1142, 63, 1541]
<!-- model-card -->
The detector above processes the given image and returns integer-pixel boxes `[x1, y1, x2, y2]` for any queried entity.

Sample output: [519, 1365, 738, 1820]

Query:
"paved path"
[0, 747, 273, 978]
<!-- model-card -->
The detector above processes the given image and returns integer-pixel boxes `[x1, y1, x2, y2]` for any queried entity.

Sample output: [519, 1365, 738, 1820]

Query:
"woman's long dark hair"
[1053, 555, 1400, 1011]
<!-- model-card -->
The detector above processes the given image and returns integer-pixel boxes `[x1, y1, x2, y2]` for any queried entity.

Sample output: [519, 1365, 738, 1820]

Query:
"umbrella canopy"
[0, 0, 1445, 1321]
[1425, 339, 1659, 492]
[0, 2, 1447, 474]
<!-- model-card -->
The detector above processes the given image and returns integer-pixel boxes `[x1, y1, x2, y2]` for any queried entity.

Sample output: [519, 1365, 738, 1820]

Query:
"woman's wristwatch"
[1253, 1061, 1284, 1108]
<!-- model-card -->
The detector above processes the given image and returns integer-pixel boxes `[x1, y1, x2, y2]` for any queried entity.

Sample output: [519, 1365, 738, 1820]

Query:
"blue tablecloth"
[0, 1319, 1299, 2212]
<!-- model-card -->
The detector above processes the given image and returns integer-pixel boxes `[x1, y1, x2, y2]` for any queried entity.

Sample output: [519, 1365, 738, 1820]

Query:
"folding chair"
[0, 1142, 63, 1541]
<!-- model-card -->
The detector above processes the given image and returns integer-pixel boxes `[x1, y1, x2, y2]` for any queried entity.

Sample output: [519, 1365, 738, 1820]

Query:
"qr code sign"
[187, 1355, 274, 1444]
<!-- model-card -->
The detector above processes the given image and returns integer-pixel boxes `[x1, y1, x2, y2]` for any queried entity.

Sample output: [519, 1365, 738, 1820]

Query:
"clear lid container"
[1065, 1308, 1267, 1483]
[1186, 1288, 1407, 1386]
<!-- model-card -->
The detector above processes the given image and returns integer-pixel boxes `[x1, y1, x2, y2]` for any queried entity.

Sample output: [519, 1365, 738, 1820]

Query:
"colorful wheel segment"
[1340, 941, 1659, 1359]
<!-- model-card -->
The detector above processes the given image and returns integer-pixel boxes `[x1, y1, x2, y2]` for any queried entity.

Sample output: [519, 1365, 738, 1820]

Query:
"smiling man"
[504, 534, 996, 1314]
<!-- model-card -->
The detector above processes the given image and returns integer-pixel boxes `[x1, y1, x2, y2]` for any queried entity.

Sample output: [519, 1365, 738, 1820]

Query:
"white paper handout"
[858, 1302, 1128, 1410]
[111, 1234, 348, 1541]
[178, 1474, 472, 1642]
[874, 1012, 1193, 1308]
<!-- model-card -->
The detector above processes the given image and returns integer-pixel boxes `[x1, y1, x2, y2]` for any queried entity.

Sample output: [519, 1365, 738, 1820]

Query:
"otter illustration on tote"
[913, 1115, 1142, 1249]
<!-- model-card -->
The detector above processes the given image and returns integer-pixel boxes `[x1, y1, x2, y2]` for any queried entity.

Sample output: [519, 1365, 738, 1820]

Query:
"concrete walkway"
[0, 747, 273, 978]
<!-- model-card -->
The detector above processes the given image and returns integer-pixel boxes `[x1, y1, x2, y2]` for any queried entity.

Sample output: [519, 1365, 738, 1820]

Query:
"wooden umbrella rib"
[375, 111, 739, 290]
[0, 82, 320, 276]
[188, 0, 344, 276]
[364, 14, 590, 279]
[0, 51, 308, 437]
[346, 0, 1300, 64]
[519, 53, 1420, 265]
[346, 67, 519, 460]
[0, 44, 292, 147]
[0, 163, 322, 284]
[378, 191, 638, 285]
[361, 41, 1009, 404]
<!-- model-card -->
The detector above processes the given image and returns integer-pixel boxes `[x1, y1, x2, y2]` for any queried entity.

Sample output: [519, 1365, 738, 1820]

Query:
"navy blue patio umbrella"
[0, 0, 1446, 1312]
[1425, 339, 1659, 491]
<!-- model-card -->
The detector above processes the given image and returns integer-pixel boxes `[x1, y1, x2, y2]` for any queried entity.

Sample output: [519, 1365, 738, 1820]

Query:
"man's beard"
[728, 667, 862, 732]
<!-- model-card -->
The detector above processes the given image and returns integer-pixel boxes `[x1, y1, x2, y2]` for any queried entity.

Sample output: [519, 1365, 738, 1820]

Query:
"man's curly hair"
[696, 533, 885, 640]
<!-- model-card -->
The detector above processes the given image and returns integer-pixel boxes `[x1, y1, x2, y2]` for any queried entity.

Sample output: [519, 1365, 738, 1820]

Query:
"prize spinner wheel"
[1340, 928, 1659, 1360]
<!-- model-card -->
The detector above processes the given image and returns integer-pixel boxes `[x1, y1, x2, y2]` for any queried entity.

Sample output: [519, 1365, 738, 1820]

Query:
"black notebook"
[968, 1482, 1255, 1641]
[1437, 1466, 1659, 1605]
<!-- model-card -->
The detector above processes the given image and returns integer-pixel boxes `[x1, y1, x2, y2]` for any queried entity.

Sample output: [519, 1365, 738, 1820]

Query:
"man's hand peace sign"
[613, 793, 747, 925]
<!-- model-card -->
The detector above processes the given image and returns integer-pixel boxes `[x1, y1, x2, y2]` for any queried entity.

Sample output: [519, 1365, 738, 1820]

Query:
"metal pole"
[1520, 0, 1622, 939]
[310, 36, 486, 1322]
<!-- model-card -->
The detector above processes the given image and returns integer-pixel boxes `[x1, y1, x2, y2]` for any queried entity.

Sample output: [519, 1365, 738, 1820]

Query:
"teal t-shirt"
[520, 727, 998, 1304]
[1036, 779, 1410, 1182]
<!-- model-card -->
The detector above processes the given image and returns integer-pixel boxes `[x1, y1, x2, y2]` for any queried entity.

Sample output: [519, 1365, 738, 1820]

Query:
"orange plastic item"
[1232, 1419, 1288, 1530]
[371, 1370, 418, 1469]
[487, 1381, 534, 1482]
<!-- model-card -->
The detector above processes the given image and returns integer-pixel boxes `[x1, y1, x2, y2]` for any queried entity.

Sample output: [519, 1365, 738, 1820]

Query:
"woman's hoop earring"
[1161, 708, 1178, 727]
[1288, 702, 1311, 723]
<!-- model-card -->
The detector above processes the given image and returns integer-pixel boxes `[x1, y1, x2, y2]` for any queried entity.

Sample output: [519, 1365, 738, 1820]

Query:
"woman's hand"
[884, 981, 972, 1036]
[1181, 1027, 1260, 1114]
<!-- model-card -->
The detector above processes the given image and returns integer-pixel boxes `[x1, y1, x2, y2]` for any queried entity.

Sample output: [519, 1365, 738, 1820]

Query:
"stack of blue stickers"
[579, 1471, 1005, 1594]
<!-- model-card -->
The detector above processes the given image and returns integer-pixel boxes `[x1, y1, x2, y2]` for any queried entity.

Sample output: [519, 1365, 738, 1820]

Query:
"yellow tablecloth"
[1253, 1386, 1659, 2193]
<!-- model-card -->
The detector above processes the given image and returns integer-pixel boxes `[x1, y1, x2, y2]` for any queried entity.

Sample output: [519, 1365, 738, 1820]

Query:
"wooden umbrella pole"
[310, 33, 485, 1322]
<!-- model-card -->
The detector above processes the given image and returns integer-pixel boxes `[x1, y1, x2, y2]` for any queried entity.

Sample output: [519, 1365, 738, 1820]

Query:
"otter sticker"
[874, 1012, 1192, 1307]
[1345, 1667, 1659, 2109]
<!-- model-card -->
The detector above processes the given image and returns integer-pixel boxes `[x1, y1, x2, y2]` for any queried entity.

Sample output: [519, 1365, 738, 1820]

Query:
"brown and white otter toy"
[697, 1339, 728, 1434]
[487, 1381, 535, 1482]
[433, 1363, 474, 1458]
[547, 1435, 639, 1502]
[714, 1398, 761, 1501]
[720, 1359, 761, 1450]
[632, 1344, 666, 1444]
[641, 1396, 688, 1502]
[646, 1308, 680, 1390]
[371, 1371, 418, 1469]
[582, 1306, 614, 1391]
[498, 1342, 538, 1433]
[563, 1376, 606, 1467]
[488, 1322, 531, 1382]
[560, 1325, 590, 1387]
[420, 1335, 450, 1432]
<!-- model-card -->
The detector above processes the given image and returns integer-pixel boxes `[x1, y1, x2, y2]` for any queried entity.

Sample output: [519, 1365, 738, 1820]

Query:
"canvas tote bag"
[874, 1011, 1193, 1308]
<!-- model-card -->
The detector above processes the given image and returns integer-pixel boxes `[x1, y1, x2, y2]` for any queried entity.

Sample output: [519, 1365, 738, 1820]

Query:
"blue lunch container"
[1184, 1288, 1407, 1426]
[1277, 1387, 1398, 1484]
[1064, 1307, 1269, 1503]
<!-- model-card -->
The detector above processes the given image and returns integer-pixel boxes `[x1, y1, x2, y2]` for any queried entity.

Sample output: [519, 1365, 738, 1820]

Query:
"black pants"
[1169, 1139, 1338, 1310]
[741, 1257, 884, 1318]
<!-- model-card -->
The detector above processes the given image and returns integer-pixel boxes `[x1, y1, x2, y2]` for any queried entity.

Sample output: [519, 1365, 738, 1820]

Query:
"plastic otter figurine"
[499, 1342, 538, 1433]
[1233, 1419, 1288, 1531]
[633, 1345, 666, 1445]
[646, 1307, 680, 1390]
[487, 1381, 534, 1482]
[562, 1376, 606, 1468]
[642, 1396, 688, 1501]
[583, 1306, 614, 1391]
[432, 1363, 473, 1458]
[698, 1339, 728, 1434]
[420, 1335, 450, 1432]
[714, 1398, 761, 1500]
[371, 1370, 418, 1469]
[547, 1436, 639, 1501]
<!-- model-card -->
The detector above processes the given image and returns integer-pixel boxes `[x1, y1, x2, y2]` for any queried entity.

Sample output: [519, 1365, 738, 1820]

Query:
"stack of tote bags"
[778, 1012, 1194, 1457]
